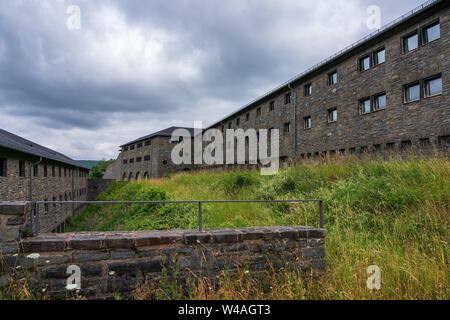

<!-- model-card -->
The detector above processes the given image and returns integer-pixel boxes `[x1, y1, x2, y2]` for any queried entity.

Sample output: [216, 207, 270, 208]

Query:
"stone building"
[111, 127, 195, 180]
[0, 128, 89, 233]
[109, 0, 449, 180]
[206, 0, 449, 165]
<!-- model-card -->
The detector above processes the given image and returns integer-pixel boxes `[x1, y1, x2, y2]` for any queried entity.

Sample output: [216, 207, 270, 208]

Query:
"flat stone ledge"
[20, 226, 326, 252]
[0, 202, 29, 215]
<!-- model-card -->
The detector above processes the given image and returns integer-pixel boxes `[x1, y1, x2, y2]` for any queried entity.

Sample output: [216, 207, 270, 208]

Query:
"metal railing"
[30, 199, 324, 235]
[208, 0, 440, 128]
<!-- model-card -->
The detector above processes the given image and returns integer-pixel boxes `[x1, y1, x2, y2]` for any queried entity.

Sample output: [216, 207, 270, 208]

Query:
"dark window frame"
[0, 158, 6, 177]
[303, 116, 312, 130]
[283, 122, 291, 134]
[373, 92, 387, 111]
[256, 107, 261, 117]
[423, 74, 442, 98]
[19, 161, 26, 178]
[359, 55, 371, 72]
[304, 83, 312, 96]
[269, 101, 275, 111]
[284, 93, 291, 104]
[373, 47, 386, 66]
[328, 71, 337, 85]
[402, 31, 419, 53]
[328, 108, 338, 123]
[422, 20, 440, 45]
[403, 81, 421, 103]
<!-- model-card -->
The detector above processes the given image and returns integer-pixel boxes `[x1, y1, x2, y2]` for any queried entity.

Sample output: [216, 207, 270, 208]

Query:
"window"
[374, 93, 387, 110]
[284, 93, 291, 104]
[439, 135, 450, 147]
[52, 165, 55, 177]
[123, 146, 128, 151]
[145, 140, 151, 146]
[403, 32, 418, 52]
[283, 122, 291, 134]
[386, 142, 395, 151]
[144, 155, 151, 161]
[373, 48, 385, 65]
[236, 118, 240, 126]
[328, 71, 337, 85]
[44, 199, 48, 212]
[130, 145, 135, 150]
[304, 83, 312, 96]
[123, 159, 128, 164]
[58, 167, 62, 177]
[269, 101, 275, 111]
[137, 143, 143, 148]
[328, 108, 337, 122]
[129, 158, 134, 163]
[359, 55, 371, 71]
[52, 196, 56, 207]
[422, 21, 440, 44]
[162, 160, 168, 165]
[401, 140, 412, 151]
[360, 98, 372, 114]
[360, 146, 368, 153]
[34, 164, 39, 177]
[44, 165, 48, 177]
[373, 144, 381, 152]
[246, 113, 250, 121]
[404, 83, 420, 102]
[136, 157, 142, 162]
[424, 75, 442, 97]
[304, 116, 312, 129]
[0, 158, 6, 177]
[256, 107, 261, 117]
[19, 161, 25, 177]
[419, 138, 431, 148]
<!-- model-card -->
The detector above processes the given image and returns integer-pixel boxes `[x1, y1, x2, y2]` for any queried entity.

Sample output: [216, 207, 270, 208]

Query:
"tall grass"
[66, 157, 449, 299]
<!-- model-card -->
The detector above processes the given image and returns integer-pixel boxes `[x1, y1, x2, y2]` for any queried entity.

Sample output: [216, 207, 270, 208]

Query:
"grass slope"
[66, 157, 449, 300]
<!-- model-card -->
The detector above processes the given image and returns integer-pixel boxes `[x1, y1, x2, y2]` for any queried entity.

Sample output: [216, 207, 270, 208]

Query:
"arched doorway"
[122, 173, 127, 181]
[135, 172, 140, 180]
[143, 172, 149, 179]
[128, 172, 133, 181]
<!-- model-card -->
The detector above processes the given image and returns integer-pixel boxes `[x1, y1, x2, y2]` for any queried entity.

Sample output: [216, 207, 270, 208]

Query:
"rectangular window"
[52, 165, 55, 177]
[328, 108, 337, 122]
[34, 164, 39, 177]
[137, 143, 143, 148]
[256, 107, 261, 117]
[144, 155, 151, 161]
[19, 161, 25, 177]
[439, 135, 450, 147]
[123, 146, 128, 152]
[328, 71, 337, 85]
[59, 167, 61, 177]
[44, 165, 48, 177]
[386, 142, 395, 151]
[373, 48, 385, 65]
[401, 140, 412, 151]
[374, 93, 387, 110]
[123, 159, 128, 164]
[403, 32, 418, 52]
[424, 75, 442, 97]
[129, 158, 134, 163]
[404, 83, 420, 102]
[228, 122, 232, 129]
[236, 118, 240, 126]
[304, 116, 312, 129]
[130, 145, 135, 150]
[0, 158, 6, 177]
[359, 55, 371, 71]
[246, 113, 250, 120]
[360, 98, 372, 114]
[136, 157, 142, 162]
[419, 138, 431, 148]
[422, 21, 440, 44]
[283, 122, 291, 134]
[284, 93, 291, 104]
[269, 101, 275, 111]
[145, 140, 151, 146]
[304, 83, 312, 96]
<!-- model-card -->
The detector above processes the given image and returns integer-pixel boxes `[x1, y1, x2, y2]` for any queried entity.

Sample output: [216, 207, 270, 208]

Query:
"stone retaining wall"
[0, 226, 326, 299]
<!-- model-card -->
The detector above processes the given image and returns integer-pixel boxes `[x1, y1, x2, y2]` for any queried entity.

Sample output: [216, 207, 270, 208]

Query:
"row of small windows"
[223, 21, 441, 129]
[404, 74, 442, 102]
[43, 188, 87, 212]
[123, 155, 151, 164]
[0, 159, 87, 178]
[122, 139, 152, 152]
[122, 171, 150, 181]
[300, 136, 450, 160]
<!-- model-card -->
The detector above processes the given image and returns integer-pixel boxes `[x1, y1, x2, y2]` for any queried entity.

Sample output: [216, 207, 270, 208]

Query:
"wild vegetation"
[63, 156, 450, 300]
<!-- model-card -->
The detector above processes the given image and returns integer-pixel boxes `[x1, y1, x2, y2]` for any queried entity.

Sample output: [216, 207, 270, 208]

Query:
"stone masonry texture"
[0, 226, 326, 299]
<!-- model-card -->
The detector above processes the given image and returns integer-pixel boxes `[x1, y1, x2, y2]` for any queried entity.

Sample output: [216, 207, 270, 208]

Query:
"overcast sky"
[0, 0, 426, 160]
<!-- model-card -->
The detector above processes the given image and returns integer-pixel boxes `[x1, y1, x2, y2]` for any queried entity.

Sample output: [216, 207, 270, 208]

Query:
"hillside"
[66, 157, 449, 300]
[77, 160, 100, 169]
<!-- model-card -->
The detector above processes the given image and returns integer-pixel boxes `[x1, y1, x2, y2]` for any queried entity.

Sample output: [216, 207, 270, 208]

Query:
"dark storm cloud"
[0, 0, 428, 159]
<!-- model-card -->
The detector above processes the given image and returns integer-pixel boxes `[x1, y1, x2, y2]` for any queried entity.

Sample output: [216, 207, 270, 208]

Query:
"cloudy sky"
[0, 0, 426, 160]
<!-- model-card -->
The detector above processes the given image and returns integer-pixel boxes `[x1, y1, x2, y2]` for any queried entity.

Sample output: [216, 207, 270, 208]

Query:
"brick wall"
[0, 208, 326, 299]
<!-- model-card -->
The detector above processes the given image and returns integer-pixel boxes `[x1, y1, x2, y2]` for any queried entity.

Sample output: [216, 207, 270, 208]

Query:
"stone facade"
[107, 1, 449, 181]
[0, 223, 326, 299]
[88, 179, 115, 201]
[0, 147, 89, 233]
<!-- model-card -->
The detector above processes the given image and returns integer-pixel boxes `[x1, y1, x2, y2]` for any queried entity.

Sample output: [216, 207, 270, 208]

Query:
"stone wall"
[88, 179, 115, 201]
[0, 202, 31, 242]
[0, 223, 326, 299]
[0, 148, 89, 233]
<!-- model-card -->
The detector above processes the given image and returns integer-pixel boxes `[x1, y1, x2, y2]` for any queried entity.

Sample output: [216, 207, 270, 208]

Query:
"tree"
[89, 159, 115, 179]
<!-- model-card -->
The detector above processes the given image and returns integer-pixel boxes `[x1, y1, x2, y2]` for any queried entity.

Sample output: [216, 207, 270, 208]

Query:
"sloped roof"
[0, 128, 89, 169]
[120, 126, 195, 147]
